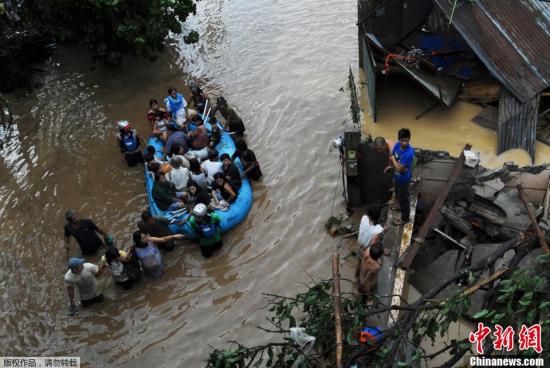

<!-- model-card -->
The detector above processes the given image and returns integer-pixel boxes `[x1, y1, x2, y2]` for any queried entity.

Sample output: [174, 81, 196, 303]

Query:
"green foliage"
[408, 251, 550, 364]
[207, 252, 550, 367]
[207, 279, 378, 367]
[184, 30, 199, 44]
[23, 0, 198, 65]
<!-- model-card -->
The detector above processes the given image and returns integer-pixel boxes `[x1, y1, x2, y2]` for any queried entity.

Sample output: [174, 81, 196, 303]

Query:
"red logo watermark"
[469, 323, 542, 354]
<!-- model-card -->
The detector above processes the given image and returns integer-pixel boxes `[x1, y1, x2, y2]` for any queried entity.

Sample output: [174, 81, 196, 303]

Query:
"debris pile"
[409, 162, 550, 313]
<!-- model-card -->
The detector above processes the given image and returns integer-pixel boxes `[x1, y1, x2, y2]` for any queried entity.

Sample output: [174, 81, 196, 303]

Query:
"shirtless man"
[374, 136, 394, 166]
[357, 242, 384, 296]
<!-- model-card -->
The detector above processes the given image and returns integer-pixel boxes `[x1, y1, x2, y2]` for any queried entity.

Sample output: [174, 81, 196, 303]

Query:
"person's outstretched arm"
[146, 234, 185, 244]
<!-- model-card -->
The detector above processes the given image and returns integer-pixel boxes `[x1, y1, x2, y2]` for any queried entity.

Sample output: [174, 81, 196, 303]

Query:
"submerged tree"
[0, 0, 198, 91]
[206, 237, 549, 367]
[26, 0, 198, 65]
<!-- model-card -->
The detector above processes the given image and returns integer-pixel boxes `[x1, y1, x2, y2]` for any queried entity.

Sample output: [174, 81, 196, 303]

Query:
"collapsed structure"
[358, 0, 550, 161]
[335, 141, 550, 365]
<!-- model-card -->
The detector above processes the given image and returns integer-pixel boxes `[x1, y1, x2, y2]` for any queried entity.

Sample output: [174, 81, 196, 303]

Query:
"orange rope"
[383, 53, 417, 73]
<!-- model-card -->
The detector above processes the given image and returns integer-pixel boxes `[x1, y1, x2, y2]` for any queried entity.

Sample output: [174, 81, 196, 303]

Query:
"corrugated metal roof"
[433, 0, 550, 103]
[498, 90, 539, 161]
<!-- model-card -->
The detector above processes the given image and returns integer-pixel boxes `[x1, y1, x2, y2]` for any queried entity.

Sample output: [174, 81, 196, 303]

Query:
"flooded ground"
[360, 73, 550, 167]
[2, 1, 547, 367]
[0, 0, 357, 366]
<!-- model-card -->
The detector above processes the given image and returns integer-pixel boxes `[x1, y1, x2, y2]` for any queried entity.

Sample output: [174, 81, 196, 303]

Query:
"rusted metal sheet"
[359, 30, 378, 121]
[497, 88, 540, 161]
[394, 58, 461, 107]
[433, 0, 550, 103]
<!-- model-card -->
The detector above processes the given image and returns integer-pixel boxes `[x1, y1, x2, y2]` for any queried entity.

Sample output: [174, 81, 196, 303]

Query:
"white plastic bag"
[463, 149, 480, 168]
[289, 327, 316, 368]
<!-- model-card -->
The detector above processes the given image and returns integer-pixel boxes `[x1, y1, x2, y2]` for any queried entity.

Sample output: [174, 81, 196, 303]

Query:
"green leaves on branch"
[207, 253, 550, 367]
[184, 30, 199, 44]
[22, 0, 198, 65]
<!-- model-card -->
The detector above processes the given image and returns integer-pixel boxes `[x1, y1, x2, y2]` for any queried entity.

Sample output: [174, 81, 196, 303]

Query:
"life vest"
[196, 216, 218, 238]
[166, 93, 185, 114]
[122, 132, 139, 152]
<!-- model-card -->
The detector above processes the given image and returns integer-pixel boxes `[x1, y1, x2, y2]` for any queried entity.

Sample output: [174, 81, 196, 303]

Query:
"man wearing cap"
[210, 96, 245, 136]
[64, 210, 110, 256]
[65, 258, 103, 309]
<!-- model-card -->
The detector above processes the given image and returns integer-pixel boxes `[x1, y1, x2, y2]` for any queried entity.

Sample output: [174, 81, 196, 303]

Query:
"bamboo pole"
[518, 185, 550, 254]
[332, 253, 343, 368]
[461, 268, 508, 297]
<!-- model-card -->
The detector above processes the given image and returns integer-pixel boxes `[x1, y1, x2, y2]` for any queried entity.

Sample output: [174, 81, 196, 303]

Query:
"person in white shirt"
[201, 149, 223, 184]
[65, 258, 103, 310]
[167, 157, 190, 191]
[357, 209, 384, 252]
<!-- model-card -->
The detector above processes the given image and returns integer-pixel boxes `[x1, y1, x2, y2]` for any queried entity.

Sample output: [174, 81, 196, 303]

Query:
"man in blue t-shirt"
[387, 128, 414, 225]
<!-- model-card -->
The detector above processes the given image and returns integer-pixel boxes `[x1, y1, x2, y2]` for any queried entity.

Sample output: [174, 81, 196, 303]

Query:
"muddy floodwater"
[0, 0, 357, 366]
[1, 0, 548, 367]
[360, 73, 550, 167]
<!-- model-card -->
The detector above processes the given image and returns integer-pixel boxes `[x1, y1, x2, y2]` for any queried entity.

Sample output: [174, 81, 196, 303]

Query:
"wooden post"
[332, 253, 343, 368]
[400, 144, 471, 269]
[518, 185, 550, 254]
[543, 176, 550, 222]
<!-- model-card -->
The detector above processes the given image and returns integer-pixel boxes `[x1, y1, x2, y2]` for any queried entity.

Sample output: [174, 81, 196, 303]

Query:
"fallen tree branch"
[461, 267, 508, 297]
[349, 236, 522, 362]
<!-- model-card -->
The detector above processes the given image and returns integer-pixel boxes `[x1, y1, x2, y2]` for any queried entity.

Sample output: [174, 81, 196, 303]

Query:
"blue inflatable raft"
[144, 120, 253, 238]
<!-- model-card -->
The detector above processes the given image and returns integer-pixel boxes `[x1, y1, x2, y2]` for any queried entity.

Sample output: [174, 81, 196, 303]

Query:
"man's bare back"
[356, 243, 383, 295]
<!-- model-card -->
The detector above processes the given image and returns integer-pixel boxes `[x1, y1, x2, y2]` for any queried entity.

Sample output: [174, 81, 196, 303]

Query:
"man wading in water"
[65, 258, 103, 313]
[188, 203, 224, 258]
[64, 210, 112, 257]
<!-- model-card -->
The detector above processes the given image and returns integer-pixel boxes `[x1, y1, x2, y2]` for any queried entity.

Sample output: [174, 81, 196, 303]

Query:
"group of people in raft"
[63, 83, 262, 313]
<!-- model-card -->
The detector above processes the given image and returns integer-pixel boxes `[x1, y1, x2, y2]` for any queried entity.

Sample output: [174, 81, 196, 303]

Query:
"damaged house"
[358, 0, 550, 161]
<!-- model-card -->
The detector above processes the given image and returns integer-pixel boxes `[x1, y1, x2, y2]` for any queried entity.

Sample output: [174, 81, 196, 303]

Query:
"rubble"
[407, 159, 550, 314]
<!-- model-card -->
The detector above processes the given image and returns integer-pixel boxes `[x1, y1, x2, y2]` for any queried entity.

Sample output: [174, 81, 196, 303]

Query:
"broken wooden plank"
[399, 144, 471, 269]
[518, 185, 550, 254]
[388, 193, 418, 327]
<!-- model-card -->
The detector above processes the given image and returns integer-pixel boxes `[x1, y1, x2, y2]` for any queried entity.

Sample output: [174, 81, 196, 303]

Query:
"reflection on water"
[0, 0, 356, 366]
